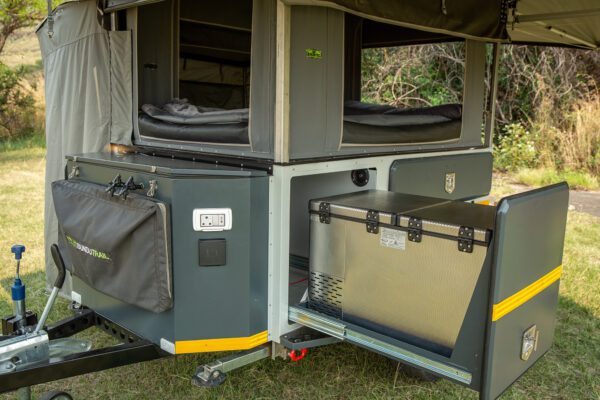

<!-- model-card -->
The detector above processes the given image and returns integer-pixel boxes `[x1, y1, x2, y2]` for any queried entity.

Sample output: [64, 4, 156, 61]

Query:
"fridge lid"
[310, 190, 449, 216]
[310, 190, 494, 249]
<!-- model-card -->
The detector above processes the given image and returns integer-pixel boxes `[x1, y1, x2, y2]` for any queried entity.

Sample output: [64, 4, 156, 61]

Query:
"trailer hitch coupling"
[0, 245, 91, 378]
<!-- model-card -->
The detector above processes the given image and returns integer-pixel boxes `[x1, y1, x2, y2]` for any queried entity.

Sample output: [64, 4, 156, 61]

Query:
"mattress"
[138, 114, 250, 145]
[137, 101, 250, 145]
[142, 103, 249, 125]
[343, 102, 462, 145]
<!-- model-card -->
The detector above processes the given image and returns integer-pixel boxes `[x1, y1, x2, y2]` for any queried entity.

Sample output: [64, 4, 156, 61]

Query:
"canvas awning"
[508, 0, 600, 49]
[282, 0, 509, 42]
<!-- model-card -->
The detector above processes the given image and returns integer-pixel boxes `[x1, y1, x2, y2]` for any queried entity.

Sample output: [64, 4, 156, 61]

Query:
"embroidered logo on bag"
[66, 235, 111, 261]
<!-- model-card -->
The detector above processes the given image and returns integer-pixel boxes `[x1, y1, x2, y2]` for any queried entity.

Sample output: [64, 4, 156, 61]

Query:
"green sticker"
[305, 48, 323, 60]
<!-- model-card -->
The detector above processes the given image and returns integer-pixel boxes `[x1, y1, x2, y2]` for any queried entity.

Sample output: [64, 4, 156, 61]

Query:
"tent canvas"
[284, 0, 600, 49]
[101, 0, 600, 49]
[37, 0, 133, 292]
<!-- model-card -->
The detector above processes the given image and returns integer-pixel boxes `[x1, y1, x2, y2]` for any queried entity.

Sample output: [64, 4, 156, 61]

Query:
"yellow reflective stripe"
[492, 266, 562, 322]
[175, 330, 268, 354]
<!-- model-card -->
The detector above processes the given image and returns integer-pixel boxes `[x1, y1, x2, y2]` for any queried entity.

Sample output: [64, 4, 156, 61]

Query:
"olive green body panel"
[482, 183, 569, 400]
[64, 153, 269, 349]
[389, 153, 493, 200]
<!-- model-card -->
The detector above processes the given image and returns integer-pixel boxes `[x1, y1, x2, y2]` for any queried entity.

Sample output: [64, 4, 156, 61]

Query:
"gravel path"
[568, 190, 600, 218]
[494, 175, 600, 218]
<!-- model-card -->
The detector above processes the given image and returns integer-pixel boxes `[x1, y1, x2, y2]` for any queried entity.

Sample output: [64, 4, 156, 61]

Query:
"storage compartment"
[388, 152, 493, 200]
[295, 185, 569, 394]
[55, 153, 270, 351]
[308, 190, 495, 355]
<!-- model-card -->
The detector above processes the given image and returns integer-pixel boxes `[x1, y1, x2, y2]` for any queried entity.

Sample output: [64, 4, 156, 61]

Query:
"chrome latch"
[147, 180, 158, 198]
[68, 165, 80, 179]
[521, 325, 539, 361]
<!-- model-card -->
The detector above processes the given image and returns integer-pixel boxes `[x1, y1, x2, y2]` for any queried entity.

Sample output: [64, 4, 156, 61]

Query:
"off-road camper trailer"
[2, 0, 598, 398]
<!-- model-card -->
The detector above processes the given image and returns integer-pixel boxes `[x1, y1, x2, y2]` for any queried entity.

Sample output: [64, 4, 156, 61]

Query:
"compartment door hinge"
[407, 217, 422, 242]
[319, 203, 331, 224]
[458, 226, 474, 253]
[366, 210, 379, 234]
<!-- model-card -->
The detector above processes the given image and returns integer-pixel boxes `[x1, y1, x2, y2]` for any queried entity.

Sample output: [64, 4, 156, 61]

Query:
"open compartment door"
[482, 183, 569, 399]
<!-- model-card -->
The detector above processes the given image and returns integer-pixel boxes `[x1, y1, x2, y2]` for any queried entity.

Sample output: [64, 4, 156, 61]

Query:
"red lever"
[288, 348, 308, 362]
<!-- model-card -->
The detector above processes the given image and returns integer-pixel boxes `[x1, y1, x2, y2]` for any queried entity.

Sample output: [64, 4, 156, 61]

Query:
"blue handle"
[11, 278, 25, 301]
[11, 244, 25, 260]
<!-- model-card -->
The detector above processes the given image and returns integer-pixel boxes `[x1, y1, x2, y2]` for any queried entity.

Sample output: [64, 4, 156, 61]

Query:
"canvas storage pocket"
[52, 179, 172, 313]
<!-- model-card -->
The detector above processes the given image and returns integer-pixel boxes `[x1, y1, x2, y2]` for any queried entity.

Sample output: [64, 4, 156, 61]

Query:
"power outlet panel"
[193, 208, 233, 232]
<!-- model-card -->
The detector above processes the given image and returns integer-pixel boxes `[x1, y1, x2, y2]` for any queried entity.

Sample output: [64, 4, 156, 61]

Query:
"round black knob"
[351, 169, 370, 187]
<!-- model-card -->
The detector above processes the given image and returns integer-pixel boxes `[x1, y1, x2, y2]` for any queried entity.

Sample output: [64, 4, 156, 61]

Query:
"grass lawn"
[513, 168, 600, 191]
[0, 146, 598, 399]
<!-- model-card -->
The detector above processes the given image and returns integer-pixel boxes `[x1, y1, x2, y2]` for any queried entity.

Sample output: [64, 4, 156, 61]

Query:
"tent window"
[342, 16, 467, 146]
[135, 0, 253, 146]
[178, 0, 252, 110]
[360, 43, 465, 108]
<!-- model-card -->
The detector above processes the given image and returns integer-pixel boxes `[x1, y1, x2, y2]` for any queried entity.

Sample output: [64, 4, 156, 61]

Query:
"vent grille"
[308, 271, 343, 318]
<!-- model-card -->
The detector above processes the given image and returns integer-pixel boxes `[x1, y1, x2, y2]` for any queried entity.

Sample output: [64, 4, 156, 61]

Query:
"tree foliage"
[0, 0, 47, 55]
[0, 62, 35, 137]
[362, 43, 465, 108]
[361, 43, 600, 174]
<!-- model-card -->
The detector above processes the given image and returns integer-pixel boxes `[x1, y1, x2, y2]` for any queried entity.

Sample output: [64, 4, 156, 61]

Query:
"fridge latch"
[407, 217, 423, 243]
[366, 210, 380, 234]
[458, 226, 475, 253]
[319, 202, 331, 224]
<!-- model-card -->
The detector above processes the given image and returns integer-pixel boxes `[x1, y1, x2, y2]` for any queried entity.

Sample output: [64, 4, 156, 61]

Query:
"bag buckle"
[115, 176, 145, 200]
[105, 174, 124, 197]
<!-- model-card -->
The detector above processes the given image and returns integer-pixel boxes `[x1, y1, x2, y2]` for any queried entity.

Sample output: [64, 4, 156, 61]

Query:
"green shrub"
[0, 130, 45, 151]
[0, 62, 36, 139]
[494, 123, 538, 171]
[515, 167, 599, 190]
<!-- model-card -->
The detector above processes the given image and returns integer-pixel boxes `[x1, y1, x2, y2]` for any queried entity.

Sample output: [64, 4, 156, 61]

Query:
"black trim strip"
[128, 144, 490, 170]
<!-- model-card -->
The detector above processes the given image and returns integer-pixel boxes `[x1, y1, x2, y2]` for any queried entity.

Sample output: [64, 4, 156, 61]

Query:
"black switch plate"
[198, 239, 227, 267]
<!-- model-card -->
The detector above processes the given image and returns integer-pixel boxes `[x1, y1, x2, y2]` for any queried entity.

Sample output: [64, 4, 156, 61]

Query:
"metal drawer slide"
[289, 305, 472, 385]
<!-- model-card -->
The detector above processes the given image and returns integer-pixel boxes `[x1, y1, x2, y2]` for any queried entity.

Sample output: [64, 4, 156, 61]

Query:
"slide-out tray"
[288, 305, 472, 385]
